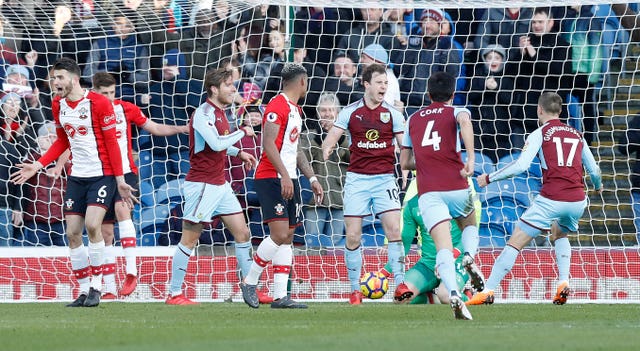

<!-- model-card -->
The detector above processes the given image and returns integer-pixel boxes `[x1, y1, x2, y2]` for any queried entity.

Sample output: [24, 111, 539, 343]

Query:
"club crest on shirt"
[274, 203, 284, 216]
[79, 107, 88, 120]
[267, 112, 278, 123]
[380, 112, 390, 123]
[65, 198, 74, 210]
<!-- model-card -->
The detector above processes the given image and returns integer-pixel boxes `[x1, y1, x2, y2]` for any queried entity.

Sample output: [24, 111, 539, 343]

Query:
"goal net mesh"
[0, 0, 638, 302]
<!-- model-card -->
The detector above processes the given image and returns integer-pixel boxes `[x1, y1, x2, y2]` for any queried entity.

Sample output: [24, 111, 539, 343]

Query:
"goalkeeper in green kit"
[379, 178, 483, 304]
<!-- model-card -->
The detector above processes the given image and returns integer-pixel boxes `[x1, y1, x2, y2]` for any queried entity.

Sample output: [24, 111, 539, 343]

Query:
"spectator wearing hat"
[400, 7, 462, 116]
[19, 122, 70, 246]
[468, 44, 515, 162]
[360, 43, 403, 112]
[334, 7, 405, 72]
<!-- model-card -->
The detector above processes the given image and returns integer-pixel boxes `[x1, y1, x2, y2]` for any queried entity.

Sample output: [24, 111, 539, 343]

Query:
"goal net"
[0, 0, 639, 303]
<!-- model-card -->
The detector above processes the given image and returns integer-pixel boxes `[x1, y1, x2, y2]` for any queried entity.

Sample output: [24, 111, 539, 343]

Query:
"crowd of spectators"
[0, 1, 636, 247]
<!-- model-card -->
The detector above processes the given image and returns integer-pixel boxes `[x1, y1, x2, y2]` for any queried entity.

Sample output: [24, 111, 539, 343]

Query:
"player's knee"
[232, 226, 250, 243]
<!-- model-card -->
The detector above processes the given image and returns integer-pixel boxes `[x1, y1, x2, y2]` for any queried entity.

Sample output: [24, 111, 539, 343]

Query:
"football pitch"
[1, 302, 639, 351]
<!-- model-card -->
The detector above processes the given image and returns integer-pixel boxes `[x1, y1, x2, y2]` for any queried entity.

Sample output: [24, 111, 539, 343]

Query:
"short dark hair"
[362, 64, 386, 84]
[533, 7, 552, 18]
[281, 63, 307, 85]
[53, 57, 81, 77]
[204, 68, 233, 97]
[538, 92, 563, 115]
[92, 72, 116, 89]
[427, 71, 456, 102]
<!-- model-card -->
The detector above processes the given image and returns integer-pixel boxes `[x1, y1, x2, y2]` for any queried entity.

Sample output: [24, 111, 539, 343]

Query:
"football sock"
[169, 243, 192, 296]
[345, 246, 362, 292]
[102, 245, 117, 294]
[387, 241, 405, 285]
[244, 236, 279, 286]
[88, 240, 105, 291]
[485, 245, 519, 291]
[554, 237, 571, 283]
[272, 244, 292, 300]
[435, 249, 459, 296]
[461, 225, 479, 258]
[234, 241, 252, 279]
[382, 224, 414, 275]
[70, 245, 90, 294]
[118, 219, 137, 276]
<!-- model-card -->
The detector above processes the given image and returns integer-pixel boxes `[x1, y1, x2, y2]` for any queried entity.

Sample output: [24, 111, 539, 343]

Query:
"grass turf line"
[1, 303, 639, 351]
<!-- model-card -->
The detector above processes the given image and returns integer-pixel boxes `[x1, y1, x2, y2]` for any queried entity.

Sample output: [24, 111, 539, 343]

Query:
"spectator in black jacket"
[618, 115, 640, 245]
[0, 137, 21, 246]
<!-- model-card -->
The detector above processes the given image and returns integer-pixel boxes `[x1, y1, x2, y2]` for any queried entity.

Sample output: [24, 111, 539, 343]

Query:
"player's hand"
[460, 161, 474, 178]
[117, 180, 139, 209]
[322, 147, 332, 161]
[178, 125, 189, 134]
[238, 151, 256, 170]
[476, 173, 489, 188]
[46, 165, 64, 179]
[242, 126, 255, 138]
[10, 162, 43, 184]
[280, 175, 294, 200]
[310, 179, 324, 205]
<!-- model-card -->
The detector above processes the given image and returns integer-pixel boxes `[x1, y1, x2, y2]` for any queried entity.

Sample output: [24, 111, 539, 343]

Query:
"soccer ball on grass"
[359, 271, 389, 299]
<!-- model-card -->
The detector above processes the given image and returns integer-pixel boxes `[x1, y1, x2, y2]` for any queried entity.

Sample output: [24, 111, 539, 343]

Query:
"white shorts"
[519, 195, 587, 237]
[343, 172, 401, 217]
[182, 181, 242, 223]
[418, 189, 474, 232]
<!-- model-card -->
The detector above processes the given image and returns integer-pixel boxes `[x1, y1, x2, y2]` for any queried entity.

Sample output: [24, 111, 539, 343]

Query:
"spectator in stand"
[401, 8, 462, 116]
[441, 11, 468, 105]
[180, 8, 236, 81]
[251, 28, 287, 93]
[619, 114, 640, 244]
[139, 49, 203, 188]
[20, 122, 69, 246]
[0, 92, 31, 156]
[468, 44, 515, 162]
[21, 3, 97, 86]
[300, 93, 349, 247]
[359, 43, 403, 113]
[324, 55, 364, 107]
[83, 14, 149, 102]
[0, 128, 21, 246]
[474, 7, 534, 67]
[293, 7, 340, 72]
[335, 8, 405, 73]
[0, 14, 25, 68]
[511, 7, 571, 149]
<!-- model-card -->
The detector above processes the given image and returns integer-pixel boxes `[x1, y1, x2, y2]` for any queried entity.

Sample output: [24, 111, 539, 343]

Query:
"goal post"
[0, 0, 639, 303]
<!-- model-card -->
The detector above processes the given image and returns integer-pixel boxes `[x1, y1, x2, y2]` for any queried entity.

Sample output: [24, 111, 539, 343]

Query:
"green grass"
[1, 302, 639, 351]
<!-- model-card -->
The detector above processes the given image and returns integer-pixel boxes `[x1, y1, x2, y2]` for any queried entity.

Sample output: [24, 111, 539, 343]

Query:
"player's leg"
[219, 212, 252, 280]
[66, 214, 91, 307]
[100, 221, 118, 299]
[342, 172, 371, 305]
[420, 192, 471, 320]
[394, 260, 438, 304]
[380, 215, 415, 278]
[166, 181, 216, 305]
[372, 174, 403, 284]
[452, 189, 483, 291]
[115, 173, 140, 296]
[83, 205, 109, 307]
[550, 199, 586, 305]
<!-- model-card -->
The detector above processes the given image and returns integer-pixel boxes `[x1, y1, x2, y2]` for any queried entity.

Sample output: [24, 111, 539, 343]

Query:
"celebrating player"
[92, 72, 188, 299]
[165, 68, 258, 305]
[467, 92, 602, 306]
[240, 63, 323, 309]
[400, 71, 479, 320]
[11, 57, 136, 307]
[321, 63, 405, 305]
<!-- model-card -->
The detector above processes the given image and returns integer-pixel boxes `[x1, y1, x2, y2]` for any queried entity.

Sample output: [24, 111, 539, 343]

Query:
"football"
[359, 271, 389, 299]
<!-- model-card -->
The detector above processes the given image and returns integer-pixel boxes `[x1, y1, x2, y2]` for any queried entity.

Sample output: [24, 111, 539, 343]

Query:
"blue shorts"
[182, 181, 242, 223]
[418, 189, 474, 232]
[343, 172, 400, 217]
[519, 195, 587, 237]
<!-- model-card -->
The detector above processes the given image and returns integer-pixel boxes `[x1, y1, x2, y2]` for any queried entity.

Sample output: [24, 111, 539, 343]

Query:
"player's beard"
[56, 81, 73, 98]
